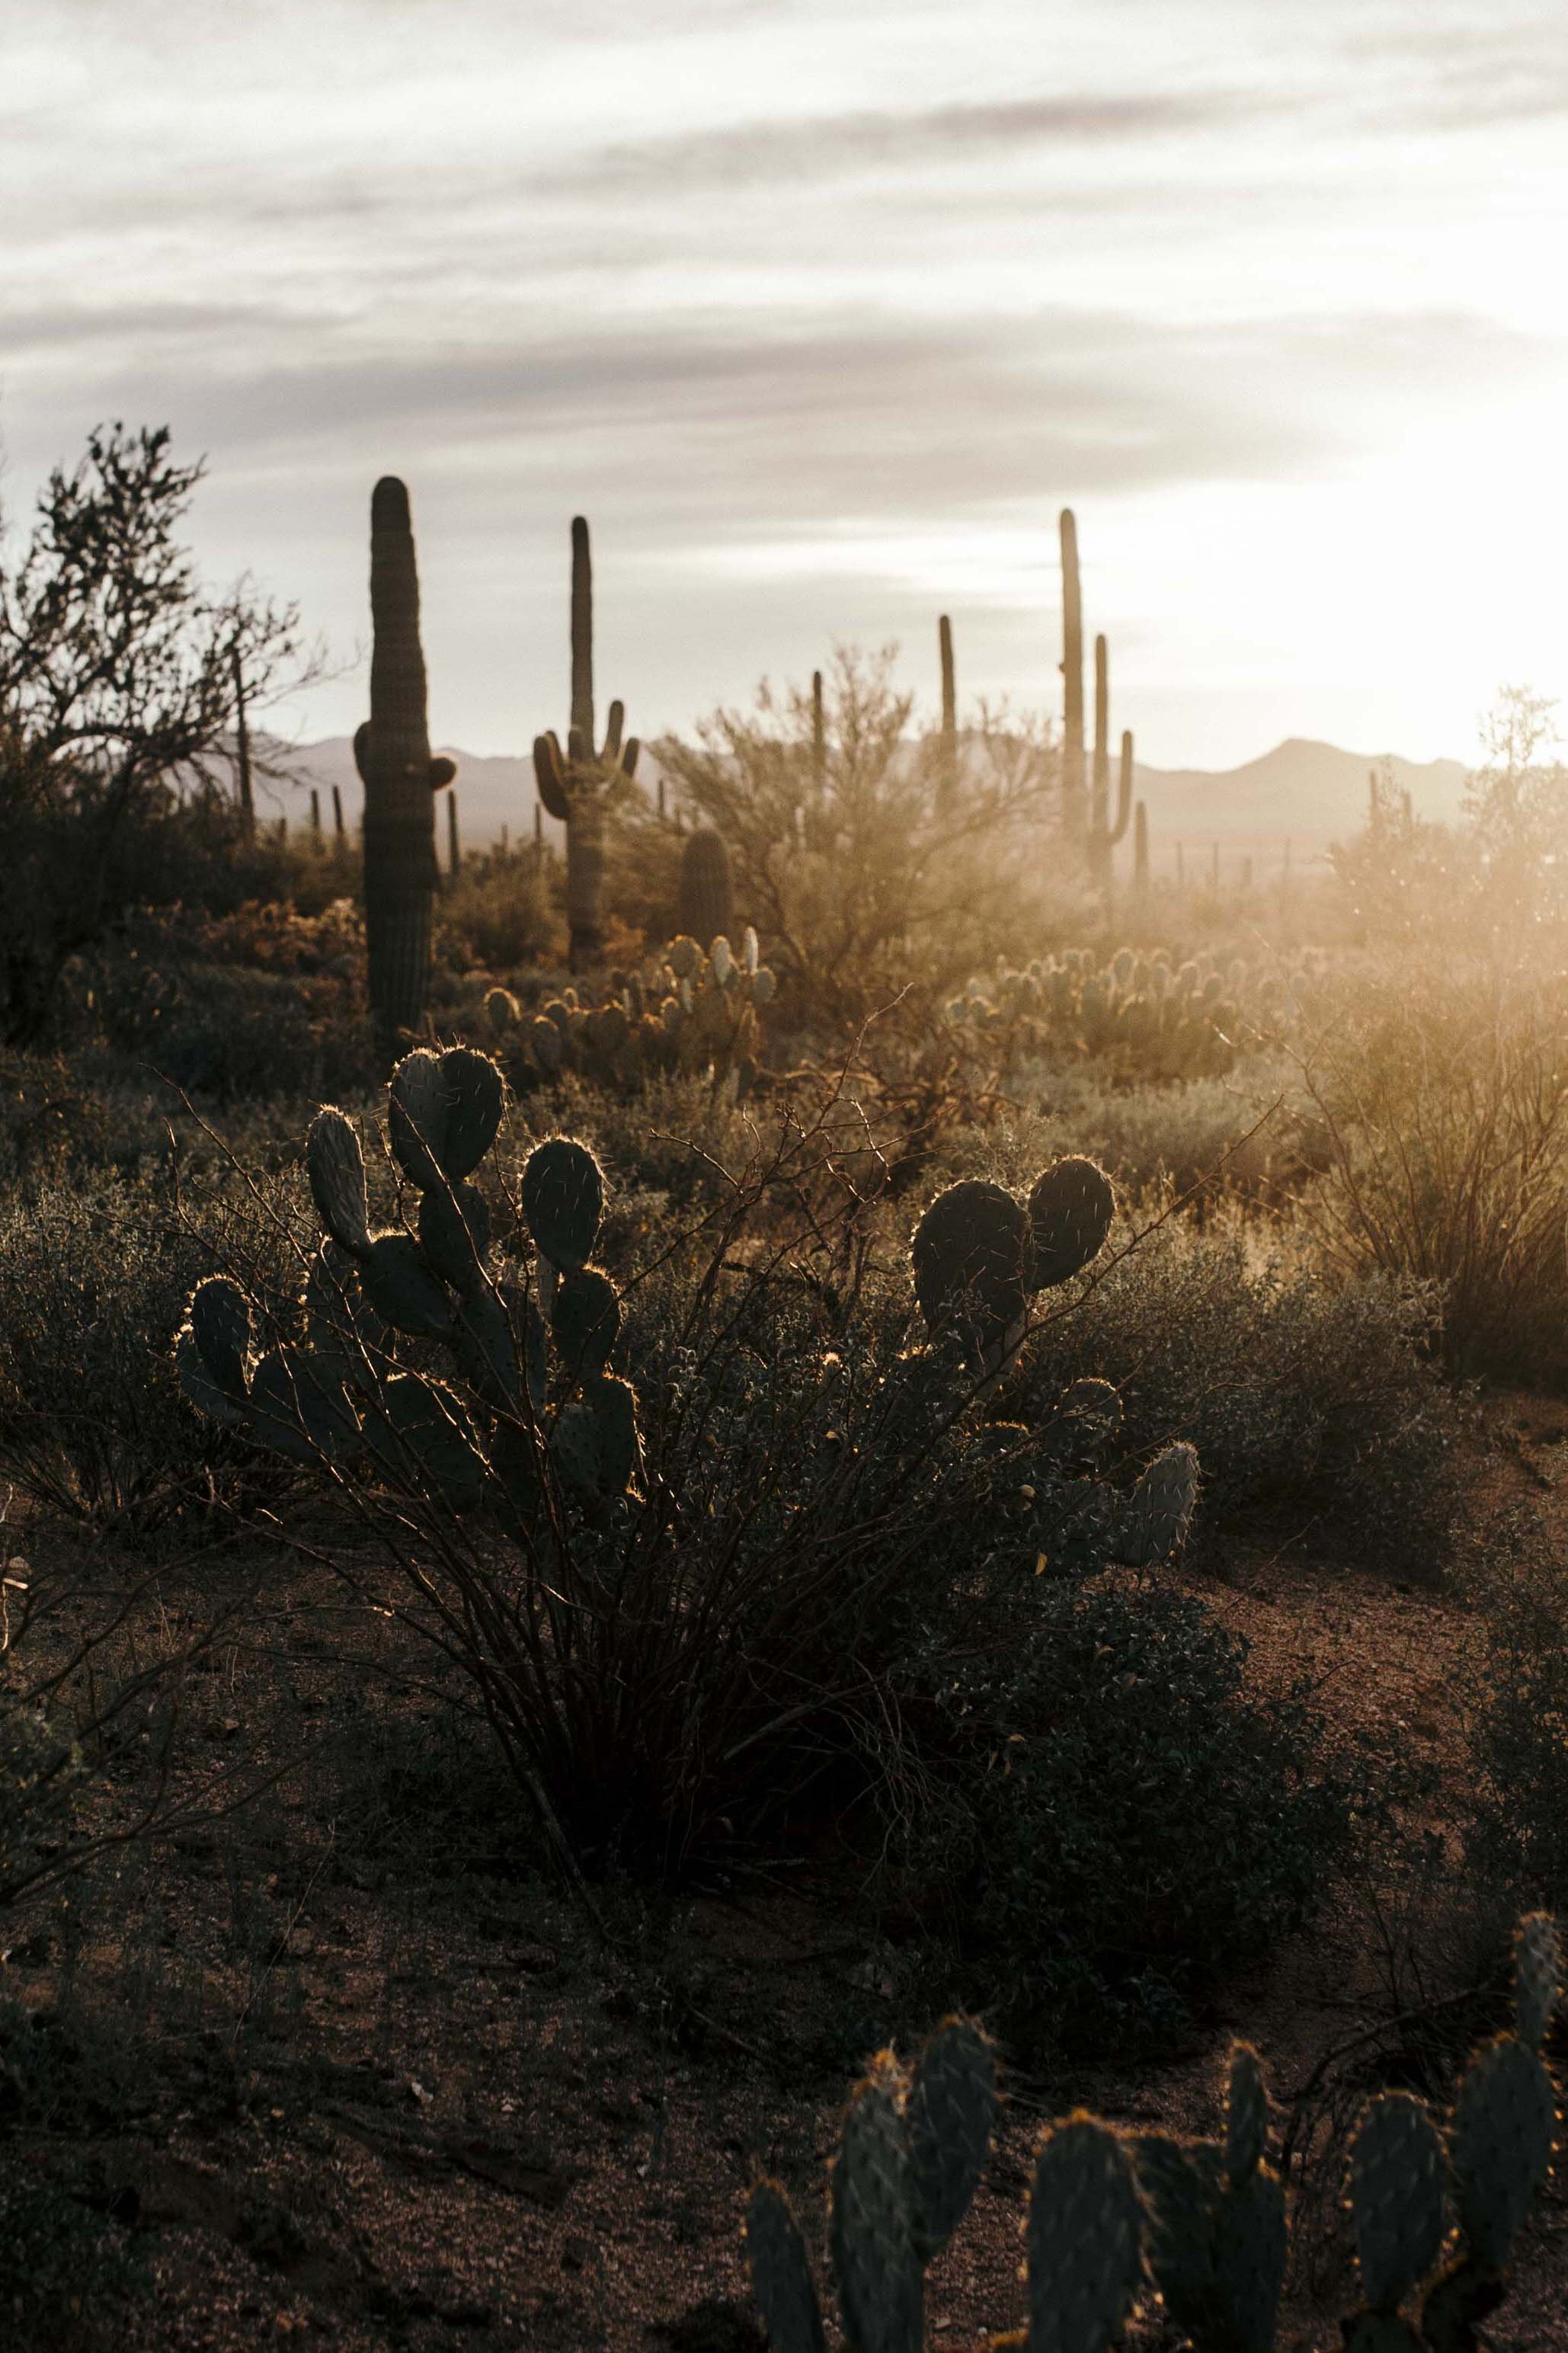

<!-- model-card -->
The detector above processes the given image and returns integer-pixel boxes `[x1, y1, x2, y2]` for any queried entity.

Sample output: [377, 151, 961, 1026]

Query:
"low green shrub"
[0, 1169, 296, 1529]
[904, 1582, 1354, 2052]
[1467, 1506, 1568, 1911]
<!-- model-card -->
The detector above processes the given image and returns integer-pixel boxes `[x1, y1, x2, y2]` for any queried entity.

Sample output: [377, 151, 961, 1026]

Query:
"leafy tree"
[0, 424, 306, 1043]
[654, 645, 1066, 1027]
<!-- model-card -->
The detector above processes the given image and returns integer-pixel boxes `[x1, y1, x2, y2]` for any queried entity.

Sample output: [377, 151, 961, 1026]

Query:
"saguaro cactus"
[937, 613, 958, 812]
[1086, 628, 1134, 899]
[1060, 507, 1085, 844]
[1134, 799, 1150, 901]
[355, 476, 457, 1049]
[533, 516, 639, 972]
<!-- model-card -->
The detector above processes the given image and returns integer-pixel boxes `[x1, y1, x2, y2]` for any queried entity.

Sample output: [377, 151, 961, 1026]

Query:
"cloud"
[1340, 12, 1568, 129]
[552, 86, 1279, 195]
[15, 299, 1541, 539]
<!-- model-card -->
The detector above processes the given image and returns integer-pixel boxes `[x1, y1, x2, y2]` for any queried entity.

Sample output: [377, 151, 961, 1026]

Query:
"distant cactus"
[945, 941, 1301, 1085]
[354, 477, 457, 1048]
[937, 613, 958, 810]
[176, 1046, 639, 1514]
[1134, 797, 1150, 901]
[1086, 638, 1133, 899]
[489, 927, 774, 1100]
[747, 1914, 1560, 2352]
[1060, 508, 1085, 845]
[677, 828, 733, 943]
[532, 516, 639, 973]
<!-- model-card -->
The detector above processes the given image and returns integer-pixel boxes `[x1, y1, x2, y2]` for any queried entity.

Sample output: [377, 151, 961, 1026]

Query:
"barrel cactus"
[746, 1913, 1560, 2352]
[176, 1048, 639, 1513]
[355, 476, 457, 1048]
[677, 827, 733, 944]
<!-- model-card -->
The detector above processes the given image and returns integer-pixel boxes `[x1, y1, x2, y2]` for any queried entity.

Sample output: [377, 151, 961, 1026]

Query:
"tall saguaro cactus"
[355, 476, 456, 1049]
[1060, 507, 1085, 844]
[937, 613, 958, 812]
[533, 516, 639, 972]
[1086, 629, 1133, 896]
[1134, 797, 1150, 902]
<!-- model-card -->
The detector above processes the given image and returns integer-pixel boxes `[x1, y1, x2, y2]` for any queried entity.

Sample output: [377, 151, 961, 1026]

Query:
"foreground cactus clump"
[175, 1045, 638, 1510]
[747, 1914, 1560, 2351]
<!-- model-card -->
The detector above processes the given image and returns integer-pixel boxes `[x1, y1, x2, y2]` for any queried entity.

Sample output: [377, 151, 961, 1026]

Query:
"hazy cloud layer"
[3, 0, 1566, 765]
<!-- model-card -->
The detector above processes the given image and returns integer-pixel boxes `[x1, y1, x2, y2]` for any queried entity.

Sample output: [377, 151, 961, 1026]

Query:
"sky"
[4, 0, 1568, 770]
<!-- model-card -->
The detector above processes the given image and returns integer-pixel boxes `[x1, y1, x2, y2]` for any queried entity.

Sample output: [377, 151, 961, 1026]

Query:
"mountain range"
[268, 734, 1469, 872]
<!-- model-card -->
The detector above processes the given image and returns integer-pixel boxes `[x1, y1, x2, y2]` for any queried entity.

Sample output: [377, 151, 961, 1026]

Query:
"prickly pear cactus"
[747, 2020, 996, 2353]
[176, 1047, 641, 1513]
[945, 943, 1307, 1085]
[910, 1179, 1031, 1364]
[913, 1157, 1114, 1365]
[747, 1919, 1557, 2353]
[484, 928, 775, 1100]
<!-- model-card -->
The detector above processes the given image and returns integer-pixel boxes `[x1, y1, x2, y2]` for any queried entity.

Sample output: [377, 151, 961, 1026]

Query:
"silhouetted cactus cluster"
[948, 946, 1323, 1084]
[175, 1046, 638, 1513]
[748, 1913, 1560, 2352]
[485, 926, 776, 1096]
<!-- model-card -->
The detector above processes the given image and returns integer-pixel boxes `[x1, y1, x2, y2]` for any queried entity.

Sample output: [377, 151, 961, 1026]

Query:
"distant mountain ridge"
[1130, 738, 1469, 861]
[268, 732, 1468, 863]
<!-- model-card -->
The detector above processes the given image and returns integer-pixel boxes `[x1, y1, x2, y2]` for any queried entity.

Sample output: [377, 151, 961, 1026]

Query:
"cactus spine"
[1060, 507, 1085, 845]
[532, 516, 640, 973]
[354, 478, 457, 1051]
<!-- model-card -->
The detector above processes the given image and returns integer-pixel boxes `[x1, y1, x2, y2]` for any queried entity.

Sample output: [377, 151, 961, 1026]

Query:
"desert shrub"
[1297, 957, 1568, 1379]
[905, 1582, 1354, 2052]
[936, 1071, 1313, 1205]
[172, 1053, 1201, 1883]
[1467, 1506, 1568, 1910]
[437, 847, 562, 970]
[999, 1208, 1463, 1570]
[0, 1168, 296, 1529]
[69, 906, 374, 1104]
[654, 646, 1067, 1028]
